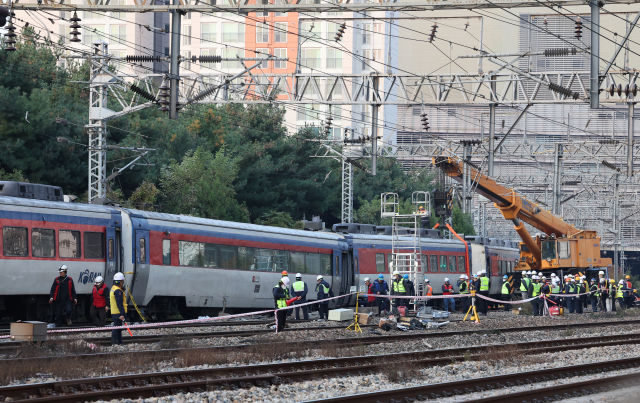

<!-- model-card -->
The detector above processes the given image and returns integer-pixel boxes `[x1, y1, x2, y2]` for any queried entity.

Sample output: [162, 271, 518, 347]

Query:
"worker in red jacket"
[363, 278, 375, 307]
[90, 276, 110, 326]
[49, 265, 77, 327]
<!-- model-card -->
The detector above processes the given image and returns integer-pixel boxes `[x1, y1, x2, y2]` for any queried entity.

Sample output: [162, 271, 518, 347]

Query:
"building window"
[375, 253, 385, 272]
[83, 25, 106, 45]
[110, 0, 127, 19]
[183, 25, 191, 45]
[162, 239, 171, 265]
[32, 229, 55, 258]
[256, 22, 269, 43]
[326, 48, 342, 69]
[200, 49, 217, 69]
[362, 50, 372, 70]
[275, 11, 287, 16]
[201, 23, 217, 43]
[222, 48, 244, 69]
[300, 48, 321, 69]
[373, 49, 382, 62]
[327, 22, 338, 40]
[362, 23, 372, 44]
[222, 22, 244, 43]
[274, 48, 287, 69]
[256, 48, 269, 69]
[274, 22, 287, 42]
[3, 227, 28, 257]
[181, 50, 191, 70]
[109, 25, 126, 44]
[59, 230, 81, 258]
[258, 0, 268, 16]
[300, 21, 321, 42]
[84, 232, 105, 259]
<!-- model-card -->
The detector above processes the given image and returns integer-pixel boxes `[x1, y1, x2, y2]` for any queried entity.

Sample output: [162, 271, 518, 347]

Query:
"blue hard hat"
[503, 275, 508, 279]
[591, 278, 596, 282]
[403, 274, 409, 279]
[378, 274, 384, 279]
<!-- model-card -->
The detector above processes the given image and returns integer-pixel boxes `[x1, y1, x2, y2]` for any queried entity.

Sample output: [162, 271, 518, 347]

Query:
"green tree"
[0, 168, 26, 182]
[159, 147, 249, 222]
[255, 211, 305, 229]
[451, 204, 476, 236]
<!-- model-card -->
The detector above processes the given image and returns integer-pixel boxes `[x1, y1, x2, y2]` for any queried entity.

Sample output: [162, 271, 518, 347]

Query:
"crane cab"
[541, 232, 612, 271]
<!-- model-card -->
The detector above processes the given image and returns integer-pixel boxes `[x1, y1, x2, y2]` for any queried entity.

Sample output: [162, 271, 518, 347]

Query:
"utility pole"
[552, 143, 563, 215]
[590, 0, 600, 109]
[614, 172, 620, 280]
[488, 75, 496, 176]
[169, 0, 182, 119]
[462, 145, 468, 214]
[629, 90, 635, 176]
[371, 75, 379, 176]
[88, 42, 109, 202]
[341, 157, 353, 223]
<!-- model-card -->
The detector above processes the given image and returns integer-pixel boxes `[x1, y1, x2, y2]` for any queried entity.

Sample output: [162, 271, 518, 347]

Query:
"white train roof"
[0, 196, 117, 214]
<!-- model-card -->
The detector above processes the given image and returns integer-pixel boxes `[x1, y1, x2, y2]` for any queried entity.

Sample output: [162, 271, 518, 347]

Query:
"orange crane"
[435, 157, 612, 274]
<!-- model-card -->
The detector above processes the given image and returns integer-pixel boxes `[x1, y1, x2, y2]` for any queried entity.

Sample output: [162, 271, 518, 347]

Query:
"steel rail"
[306, 358, 640, 403]
[3, 331, 640, 401]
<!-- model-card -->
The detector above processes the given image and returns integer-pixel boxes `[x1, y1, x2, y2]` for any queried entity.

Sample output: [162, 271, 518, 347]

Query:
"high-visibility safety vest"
[551, 285, 560, 294]
[591, 284, 600, 297]
[531, 283, 542, 297]
[293, 281, 305, 292]
[520, 277, 530, 292]
[567, 284, 576, 294]
[480, 277, 490, 291]
[110, 285, 128, 315]
[425, 285, 433, 296]
[459, 281, 470, 294]
[393, 280, 406, 293]
[616, 288, 624, 298]
[273, 286, 287, 308]
[501, 282, 510, 295]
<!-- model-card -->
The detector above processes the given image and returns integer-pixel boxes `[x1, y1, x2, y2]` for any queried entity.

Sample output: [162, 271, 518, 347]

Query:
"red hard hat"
[282, 271, 288, 276]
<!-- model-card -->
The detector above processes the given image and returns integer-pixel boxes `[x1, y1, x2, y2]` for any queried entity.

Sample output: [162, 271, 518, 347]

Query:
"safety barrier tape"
[0, 293, 359, 339]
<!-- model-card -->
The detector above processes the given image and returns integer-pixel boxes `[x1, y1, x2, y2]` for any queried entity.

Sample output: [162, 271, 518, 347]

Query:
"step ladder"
[380, 191, 430, 312]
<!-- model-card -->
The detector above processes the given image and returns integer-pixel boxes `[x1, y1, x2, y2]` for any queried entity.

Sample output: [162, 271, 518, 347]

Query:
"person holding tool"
[110, 272, 128, 345]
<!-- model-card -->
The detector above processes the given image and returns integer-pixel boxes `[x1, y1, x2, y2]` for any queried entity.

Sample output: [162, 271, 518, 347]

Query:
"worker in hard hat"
[617, 279, 628, 311]
[520, 271, 531, 300]
[110, 272, 128, 345]
[458, 274, 470, 313]
[598, 271, 607, 287]
[290, 273, 309, 320]
[404, 274, 415, 308]
[391, 271, 409, 309]
[423, 278, 433, 307]
[575, 277, 585, 314]
[273, 276, 290, 331]
[442, 278, 455, 312]
[477, 270, 490, 316]
[624, 275, 634, 309]
[599, 278, 609, 312]
[372, 274, 389, 315]
[530, 275, 542, 316]
[315, 275, 332, 321]
[609, 279, 618, 312]
[564, 277, 577, 313]
[589, 279, 599, 312]
[49, 265, 78, 328]
[90, 276, 109, 327]
[501, 275, 512, 311]
[362, 278, 375, 307]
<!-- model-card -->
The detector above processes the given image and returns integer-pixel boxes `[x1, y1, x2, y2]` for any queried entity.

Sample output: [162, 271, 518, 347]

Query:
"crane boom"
[435, 156, 611, 273]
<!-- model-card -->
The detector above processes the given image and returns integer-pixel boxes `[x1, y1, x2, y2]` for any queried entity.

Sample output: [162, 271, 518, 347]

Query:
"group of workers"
[49, 265, 128, 345]
[272, 271, 333, 332]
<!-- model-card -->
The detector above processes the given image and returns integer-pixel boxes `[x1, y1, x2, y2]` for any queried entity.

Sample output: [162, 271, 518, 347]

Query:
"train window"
[3, 226, 28, 257]
[238, 247, 256, 270]
[59, 230, 81, 258]
[439, 255, 447, 272]
[219, 245, 238, 269]
[448, 255, 456, 273]
[179, 241, 203, 266]
[322, 254, 332, 276]
[457, 256, 465, 273]
[430, 255, 437, 273]
[32, 228, 55, 258]
[108, 239, 114, 261]
[306, 253, 322, 274]
[162, 239, 171, 265]
[376, 253, 385, 272]
[84, 232, 105, 259]
[139, 238, 146, 263]
[335, 256, 339, 276]
[421, 255, 427, 272]
[203, 243, 218, 268]
[290, 252, 305, 273]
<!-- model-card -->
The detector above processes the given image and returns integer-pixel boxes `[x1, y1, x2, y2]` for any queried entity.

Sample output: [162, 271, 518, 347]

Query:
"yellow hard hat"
[626, 275, 631, 279]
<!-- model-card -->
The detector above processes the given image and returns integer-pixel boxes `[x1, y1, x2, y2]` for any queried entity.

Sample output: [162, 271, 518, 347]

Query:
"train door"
[132, 229, 150, 290]
[105, 227, 117, 285]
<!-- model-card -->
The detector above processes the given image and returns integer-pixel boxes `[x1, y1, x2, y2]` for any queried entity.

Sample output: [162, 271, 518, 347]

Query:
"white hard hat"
[424, 278, 430, 283]
[317, 275, 323, 280]
[296, 273, 302, 278]
[114, 272, 125, 281]
[460, 274, 466, 279]
[537, 272, 543, 276]
[444, 277, 449, 282]
[532, 275, 538, 280]
[551, 273, 557, 277]
[619, 280, 624, 284]
[542, 276, 547, 280]
[282, 277, 290, 286]
[364, 277, 370, 283]
[392, 270, 400, 276]
[94, 276, 104, 284]
[58, 264, 68, 272]
[598, 271, 605, 275]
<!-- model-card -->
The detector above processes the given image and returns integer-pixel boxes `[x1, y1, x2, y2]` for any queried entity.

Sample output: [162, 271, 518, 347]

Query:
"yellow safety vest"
[551, 285, 560, 294]
[480, 277, 489, 291]
[501, 282, 510, 295]
[293, 281, 305, 292]
[616, 288, 624, 298]
[520, 277, 530, 292]
[459, 281, 469, 294]
[110, 285, 128, 314]
[393, 280, 406, 293]
[531, 283, 542, 297]
[274, 285, 287, 308]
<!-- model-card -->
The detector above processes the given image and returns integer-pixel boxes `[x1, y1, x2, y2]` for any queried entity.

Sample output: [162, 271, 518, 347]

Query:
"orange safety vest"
[425, 285, 433, 296]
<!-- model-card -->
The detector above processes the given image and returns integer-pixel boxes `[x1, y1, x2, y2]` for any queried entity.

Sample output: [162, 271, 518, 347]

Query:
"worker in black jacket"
[273, 277, 290, 332]
[49, 265, 77, 327]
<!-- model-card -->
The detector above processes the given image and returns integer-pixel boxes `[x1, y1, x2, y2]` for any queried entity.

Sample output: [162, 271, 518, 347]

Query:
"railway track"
[1, 332, 640, 401]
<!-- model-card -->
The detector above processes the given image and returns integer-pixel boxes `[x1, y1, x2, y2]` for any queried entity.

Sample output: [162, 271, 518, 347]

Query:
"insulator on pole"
[420, 113, 430, 131]
[126, 55, 163, 62]
[69, 12, 81, 43]
[429, 23, 437, 43]
[548, 82, 579, 100]
[130, 84, 158, 103]
[335, 23, 347, 42]
[575, 17, 582, 39]
[158, 83, 170, 112]
[543, 48, 577, 57]
[4, 20, 17, 51]
[196, 55, 222, 63]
